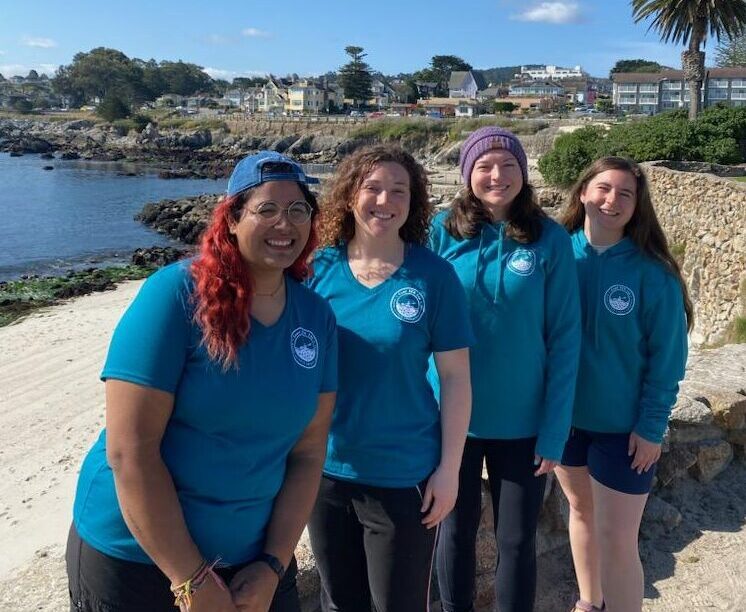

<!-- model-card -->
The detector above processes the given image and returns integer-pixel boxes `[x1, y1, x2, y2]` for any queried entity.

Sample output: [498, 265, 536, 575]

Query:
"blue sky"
[0, 1, 720, 80]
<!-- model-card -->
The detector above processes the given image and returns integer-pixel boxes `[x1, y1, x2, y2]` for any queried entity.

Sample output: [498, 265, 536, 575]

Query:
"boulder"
[657, 446, 698, 487]
[689, 440, 733, 483]
[641, 494, 682, 539]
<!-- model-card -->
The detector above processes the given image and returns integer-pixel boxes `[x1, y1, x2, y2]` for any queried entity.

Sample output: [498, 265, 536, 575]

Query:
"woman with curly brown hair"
[306, 144, 474, 612]
[66, 151, 337, 612]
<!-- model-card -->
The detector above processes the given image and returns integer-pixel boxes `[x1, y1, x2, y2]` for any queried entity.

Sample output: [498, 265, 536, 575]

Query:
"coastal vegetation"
[0, 265, 154, 327]
[351, 117, 549, 145]
[539, 105, 746, 186]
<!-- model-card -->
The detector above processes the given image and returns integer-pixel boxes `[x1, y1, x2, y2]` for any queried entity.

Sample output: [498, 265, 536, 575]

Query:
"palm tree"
[631, 0, 746, 119]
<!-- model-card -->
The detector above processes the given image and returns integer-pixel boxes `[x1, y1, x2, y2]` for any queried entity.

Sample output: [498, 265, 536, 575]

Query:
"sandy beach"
[1, 282, 744, 611]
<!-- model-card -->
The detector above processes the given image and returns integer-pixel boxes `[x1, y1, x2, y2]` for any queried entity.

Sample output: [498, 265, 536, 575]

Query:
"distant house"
[223, 89, 244, 107]
[261, 77, 290, 114]
[454, 99, 480, 117]
[516, 65, 585, 80]
[476, 86, 502, 102]
[418, 96, 484, 117]
[156, 94, 186, 108]
[286, 80, 327, 114]
[509, 81, 564, 97]
[448, 71, 486, 99]
[612, 67, 746, 114]
[369, 79, 397, 108]
[415, 81, 438, 99]
[325, 82, 345, 111]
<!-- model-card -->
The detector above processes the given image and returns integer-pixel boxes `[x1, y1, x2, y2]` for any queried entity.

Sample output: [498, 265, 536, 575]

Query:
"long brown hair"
[319, 145, 431, 246]
[190, 180, 319, 370]
[445, 183, 546, 244]
[559, 156, 693, 331]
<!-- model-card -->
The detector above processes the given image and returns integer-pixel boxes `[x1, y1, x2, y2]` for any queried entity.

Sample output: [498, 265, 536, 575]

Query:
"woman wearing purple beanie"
[428, 127, 581, 611]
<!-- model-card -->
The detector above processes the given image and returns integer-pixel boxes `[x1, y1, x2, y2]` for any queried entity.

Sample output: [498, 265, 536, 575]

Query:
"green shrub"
[538, 126, 605, 188]
[111, 118, 136, 135]
[131, 113, 151, 132]
[97, 93, 130, 121]
[540, 106, 746, 186]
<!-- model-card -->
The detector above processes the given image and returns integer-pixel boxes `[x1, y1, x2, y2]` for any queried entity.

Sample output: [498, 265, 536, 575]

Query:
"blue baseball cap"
[226, 151, 319, 197]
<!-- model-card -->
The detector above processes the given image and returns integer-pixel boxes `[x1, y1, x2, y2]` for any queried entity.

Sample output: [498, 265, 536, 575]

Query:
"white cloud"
[0, 63, 58, 77]
[205, 34, 231, 45]
[241, 27, 270, 38]
[512, 2, 583, 24]
[203, 67, 268, 80]
[21, 36, 58, 48]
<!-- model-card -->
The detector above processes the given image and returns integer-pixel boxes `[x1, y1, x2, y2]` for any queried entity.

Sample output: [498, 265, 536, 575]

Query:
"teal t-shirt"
[570, 229, 688, 443]
[307, 244, 474, 487]
[72, 260, 338, 565]
[429, 211, 581, 461]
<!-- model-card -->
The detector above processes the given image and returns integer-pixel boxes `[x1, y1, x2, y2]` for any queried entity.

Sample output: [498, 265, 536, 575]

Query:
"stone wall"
[287, 345, 746, 611]
[642, 162, 746, 345]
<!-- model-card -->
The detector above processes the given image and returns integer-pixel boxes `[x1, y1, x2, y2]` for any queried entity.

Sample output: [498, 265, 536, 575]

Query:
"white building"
[517, 65, 584, 81]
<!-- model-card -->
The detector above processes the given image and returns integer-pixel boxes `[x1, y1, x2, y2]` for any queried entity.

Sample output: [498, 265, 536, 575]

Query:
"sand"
[0, 281, 744, 611]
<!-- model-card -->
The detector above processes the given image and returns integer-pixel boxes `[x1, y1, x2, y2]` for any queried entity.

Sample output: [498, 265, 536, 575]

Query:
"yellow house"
[285, 80, 326, 115]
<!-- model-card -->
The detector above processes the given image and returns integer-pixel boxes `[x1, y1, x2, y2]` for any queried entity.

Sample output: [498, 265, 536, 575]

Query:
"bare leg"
[591, 477, 648, 612]
[555, 466, 603, 609]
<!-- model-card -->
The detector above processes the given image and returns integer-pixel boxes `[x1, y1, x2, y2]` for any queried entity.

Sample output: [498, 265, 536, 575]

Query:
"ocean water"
[0, 153, 227, 279]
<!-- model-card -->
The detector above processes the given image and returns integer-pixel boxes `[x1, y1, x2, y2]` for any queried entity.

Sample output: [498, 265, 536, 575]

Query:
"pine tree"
[338, 46, 373, 108]
[716, 34, 746, 66]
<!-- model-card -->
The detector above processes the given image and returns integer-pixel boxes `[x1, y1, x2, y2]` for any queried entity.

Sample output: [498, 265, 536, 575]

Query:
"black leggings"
[436, 437, 547, 612]
[308, 475, 437, 612]
[65, 524, 300, 612]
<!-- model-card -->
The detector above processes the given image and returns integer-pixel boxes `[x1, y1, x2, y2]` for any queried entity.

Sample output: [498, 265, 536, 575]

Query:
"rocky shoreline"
[0, 117, 389, 179]
[0, 247, 189, 327]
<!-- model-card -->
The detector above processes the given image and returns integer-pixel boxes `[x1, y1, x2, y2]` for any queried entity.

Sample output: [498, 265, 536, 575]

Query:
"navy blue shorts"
[560, 428, 656, 495]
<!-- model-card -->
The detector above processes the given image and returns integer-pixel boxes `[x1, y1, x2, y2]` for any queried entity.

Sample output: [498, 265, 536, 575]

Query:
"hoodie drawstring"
[494, 224, 504, 304]
[473, 223, 505, 305]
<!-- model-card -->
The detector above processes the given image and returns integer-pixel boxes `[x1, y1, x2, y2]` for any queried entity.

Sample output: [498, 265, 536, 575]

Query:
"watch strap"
[256, 552, 285, 580]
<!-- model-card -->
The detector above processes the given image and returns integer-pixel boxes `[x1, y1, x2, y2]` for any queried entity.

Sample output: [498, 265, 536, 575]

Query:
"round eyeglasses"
[248, 200, 313, 225]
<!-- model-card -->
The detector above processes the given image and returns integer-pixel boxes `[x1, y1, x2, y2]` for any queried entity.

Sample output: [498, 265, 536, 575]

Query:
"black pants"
[308, 475, 437, 612]
[66, 524, 300, 612]
[436, 437, 547, 612]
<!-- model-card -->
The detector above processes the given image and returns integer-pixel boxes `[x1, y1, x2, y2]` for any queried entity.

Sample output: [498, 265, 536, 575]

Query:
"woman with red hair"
[66, 151, 337, 612]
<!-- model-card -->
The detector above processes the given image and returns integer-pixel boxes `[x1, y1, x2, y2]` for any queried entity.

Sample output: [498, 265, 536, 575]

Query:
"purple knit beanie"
[459, 126, 529, 187]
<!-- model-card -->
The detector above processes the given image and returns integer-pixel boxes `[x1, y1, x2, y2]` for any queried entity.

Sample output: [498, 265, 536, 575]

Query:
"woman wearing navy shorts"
[307, 145, 473, 612]
[555, 157, 692, 612]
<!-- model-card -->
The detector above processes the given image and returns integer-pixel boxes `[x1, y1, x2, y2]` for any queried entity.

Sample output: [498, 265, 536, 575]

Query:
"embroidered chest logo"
[604, 284, 635, 316]
[390, 287, 426, 323]
[290, 327, 318, 369]
[507, 249, 536, 276]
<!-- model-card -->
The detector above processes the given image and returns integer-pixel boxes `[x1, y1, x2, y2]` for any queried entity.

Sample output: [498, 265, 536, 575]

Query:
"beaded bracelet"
[170, 557, 225, 610]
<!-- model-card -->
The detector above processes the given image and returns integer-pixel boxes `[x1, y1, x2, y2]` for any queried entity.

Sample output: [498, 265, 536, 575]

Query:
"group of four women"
[66, 126, 691, 612]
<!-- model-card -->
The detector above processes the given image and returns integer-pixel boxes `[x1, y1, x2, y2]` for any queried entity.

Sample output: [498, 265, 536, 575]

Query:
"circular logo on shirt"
[604, 284, 635, 316]
[390, 287, 425, 323]
[290, 327, 318, 369]
[507, 248, 536, 276]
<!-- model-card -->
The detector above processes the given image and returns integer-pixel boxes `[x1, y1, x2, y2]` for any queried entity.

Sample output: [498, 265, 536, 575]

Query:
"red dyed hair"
[190, 186, 318, 370]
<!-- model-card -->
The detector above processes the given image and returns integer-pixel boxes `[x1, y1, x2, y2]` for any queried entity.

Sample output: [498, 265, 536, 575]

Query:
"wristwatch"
[256, 552, 286, 580]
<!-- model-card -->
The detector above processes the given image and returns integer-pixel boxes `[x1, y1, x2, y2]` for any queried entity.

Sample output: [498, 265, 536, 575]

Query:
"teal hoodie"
[570, 229, 688, 443]
[429, 211, 581, 461]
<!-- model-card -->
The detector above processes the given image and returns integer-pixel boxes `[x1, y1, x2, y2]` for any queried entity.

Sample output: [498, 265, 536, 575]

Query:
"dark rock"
[9, 151, 23, 157]
[131, 246, 191, 268]
[42, 165, 54, 171]
[40, 152, 55, 160]
[60, 151, 80, 160]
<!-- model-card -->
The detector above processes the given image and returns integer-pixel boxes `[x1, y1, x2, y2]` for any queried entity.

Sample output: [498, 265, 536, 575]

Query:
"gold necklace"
[254, 276, 284, 297]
